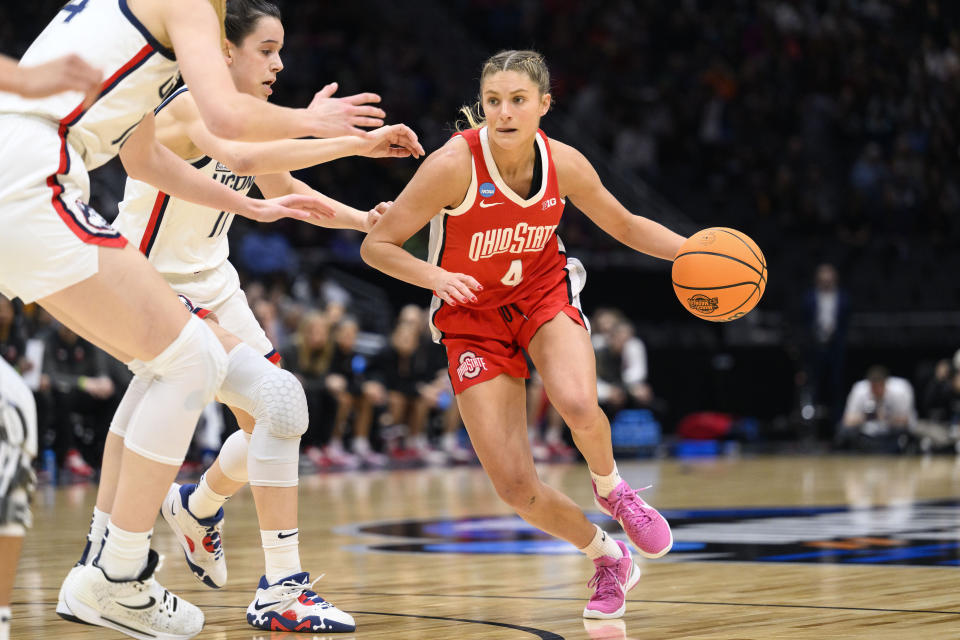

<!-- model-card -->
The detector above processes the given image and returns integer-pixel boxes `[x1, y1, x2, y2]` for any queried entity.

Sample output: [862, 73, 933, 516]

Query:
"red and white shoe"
[246, 572, 354, 633]
[161, 483, 226, 588]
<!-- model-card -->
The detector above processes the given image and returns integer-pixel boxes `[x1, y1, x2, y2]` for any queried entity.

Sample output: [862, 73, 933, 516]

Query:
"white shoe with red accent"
[161, 483, 226, 588]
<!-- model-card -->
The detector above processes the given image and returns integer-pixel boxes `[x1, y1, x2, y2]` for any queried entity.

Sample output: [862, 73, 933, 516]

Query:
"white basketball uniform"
[0, 358, 38, 531]
[114, 87, 277, 360]
[0, 0, 180, 303]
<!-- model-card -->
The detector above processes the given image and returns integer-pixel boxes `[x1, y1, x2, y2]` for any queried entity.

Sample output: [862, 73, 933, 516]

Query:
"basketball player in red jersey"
[362, 50, 686, 619]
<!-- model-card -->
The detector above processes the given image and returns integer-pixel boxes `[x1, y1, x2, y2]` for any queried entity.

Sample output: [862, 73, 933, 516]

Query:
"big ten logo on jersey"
[214, 162, 255, 192]
[456, 351, 487, 382]
[468, 223, 558, 262]
[542, 197, 557, 210]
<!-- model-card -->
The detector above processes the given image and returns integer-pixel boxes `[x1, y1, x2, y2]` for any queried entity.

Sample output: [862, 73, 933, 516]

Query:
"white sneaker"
[56, 565, 90, 624]
[161, 482, 227, 588]
[63, 549, 204, 640]
[246, 572, 355, 633]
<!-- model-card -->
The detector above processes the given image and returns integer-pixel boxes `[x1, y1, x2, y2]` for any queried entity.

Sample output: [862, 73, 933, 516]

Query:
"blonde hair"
[458, 50, 551, 130]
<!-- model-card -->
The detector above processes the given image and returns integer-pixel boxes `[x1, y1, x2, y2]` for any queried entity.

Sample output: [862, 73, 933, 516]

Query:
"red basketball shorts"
[433, 265, 588, 394]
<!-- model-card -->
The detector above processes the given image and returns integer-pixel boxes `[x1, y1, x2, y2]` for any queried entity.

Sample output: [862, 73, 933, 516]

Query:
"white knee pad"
[124, 316, 228, 465]
[216, 344, 307, 488]
[108, 373, 153, 438]
[217, 429, 251, 483]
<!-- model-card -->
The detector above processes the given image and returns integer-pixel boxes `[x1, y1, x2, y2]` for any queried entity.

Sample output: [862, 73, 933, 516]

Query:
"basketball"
[672, 227, 767, 322]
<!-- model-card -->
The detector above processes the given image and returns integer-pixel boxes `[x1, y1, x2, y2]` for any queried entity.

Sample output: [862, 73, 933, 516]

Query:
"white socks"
[590, 464, 622, 499]
[261, 529, 301, 584]
[188, 474, 229, 520]
[98, 521, 152, 580]
[579, 524, 623, 560]
[83, 506, 110, 564]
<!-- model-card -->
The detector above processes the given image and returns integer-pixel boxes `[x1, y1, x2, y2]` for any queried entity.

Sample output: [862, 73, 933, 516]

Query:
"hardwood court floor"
[11, 454, 960, 639]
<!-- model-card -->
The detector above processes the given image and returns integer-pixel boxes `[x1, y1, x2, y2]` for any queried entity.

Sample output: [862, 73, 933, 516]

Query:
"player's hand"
[81, 376, 114, 399]
[430, 269, 482, 306]
[355, 124, 424, 159]
[243, 194, 336, 223]
[19, 54, 102, 109]
[307, 82, 385, 138]
[363, 201, 392, 231]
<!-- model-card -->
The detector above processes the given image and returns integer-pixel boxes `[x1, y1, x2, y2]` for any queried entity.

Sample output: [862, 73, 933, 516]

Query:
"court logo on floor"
[342, 499, 960, 567]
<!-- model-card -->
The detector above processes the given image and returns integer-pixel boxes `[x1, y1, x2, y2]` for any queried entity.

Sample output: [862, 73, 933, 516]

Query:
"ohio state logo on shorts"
[456, 351, 487, 382]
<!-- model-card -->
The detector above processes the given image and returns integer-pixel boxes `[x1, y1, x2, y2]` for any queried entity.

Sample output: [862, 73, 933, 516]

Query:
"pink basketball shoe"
[593, 480, 673, 559]
[583, 540, 641, 619]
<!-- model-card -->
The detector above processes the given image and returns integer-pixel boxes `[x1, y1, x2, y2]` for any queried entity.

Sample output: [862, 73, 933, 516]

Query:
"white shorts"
[165, 261, 278, 362]
[0, 115, 127, 303]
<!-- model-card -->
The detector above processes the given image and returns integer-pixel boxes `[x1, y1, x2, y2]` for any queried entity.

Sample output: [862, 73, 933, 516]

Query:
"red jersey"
[427, 126, 567, 337]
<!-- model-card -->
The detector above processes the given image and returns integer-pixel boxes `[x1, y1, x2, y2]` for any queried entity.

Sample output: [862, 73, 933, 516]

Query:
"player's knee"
[256, 368, 309, 439]
[217, 429, 251, 483]
[551, 387, 600, 428]
[493, 474, 540, 512]
[144, 315, 228, 403]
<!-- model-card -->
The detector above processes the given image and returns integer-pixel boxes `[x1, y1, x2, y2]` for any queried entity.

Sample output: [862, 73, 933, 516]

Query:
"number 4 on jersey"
[62, 0, 89, 22]
[501, 259, 523, 287]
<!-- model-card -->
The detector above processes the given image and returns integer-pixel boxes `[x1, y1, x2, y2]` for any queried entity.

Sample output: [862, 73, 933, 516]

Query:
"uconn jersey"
[114, 88, 255, 275]
[0, 0, 180, 169]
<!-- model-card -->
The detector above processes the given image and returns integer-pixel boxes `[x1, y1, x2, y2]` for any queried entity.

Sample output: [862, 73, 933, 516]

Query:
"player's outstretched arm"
[120, 112, 334, 224]
[256, 173, 387, 232]
[0, 53, 101, 108]
[360, 138, 482, 306]
[172, 92, 423, 175]
[160, 0, 383, 141]
[552, 140, 686, 260]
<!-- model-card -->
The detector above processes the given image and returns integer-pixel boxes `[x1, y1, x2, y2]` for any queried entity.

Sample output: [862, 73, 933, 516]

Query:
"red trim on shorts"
[194, 308, 213, 320]
[45, 45, 156, 249]
[266, 349, 282, 364]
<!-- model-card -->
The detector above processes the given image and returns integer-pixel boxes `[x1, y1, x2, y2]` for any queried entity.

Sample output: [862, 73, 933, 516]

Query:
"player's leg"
[528, 312, 672, 560]
[177, 305, 353, 631]
[0, 536, 23, 640]
[456, 373, 595, 544]
[46, 244, 227, 637]
[456, 373, 639, 618]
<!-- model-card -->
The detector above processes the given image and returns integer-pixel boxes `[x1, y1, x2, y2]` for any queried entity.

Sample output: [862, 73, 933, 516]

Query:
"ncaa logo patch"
[456, 351, 487, 382]
[479, 182, 497, 198]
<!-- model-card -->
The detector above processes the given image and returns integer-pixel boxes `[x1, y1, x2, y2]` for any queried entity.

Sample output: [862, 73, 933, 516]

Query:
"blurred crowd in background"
[3, 0, 960, 479]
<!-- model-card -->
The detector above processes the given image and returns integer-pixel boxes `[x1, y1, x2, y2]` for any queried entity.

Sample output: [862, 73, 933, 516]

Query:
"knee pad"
[124, 316, 228, 466]
[217, 429, 251, 483]
[108, 374, 152, 438]
[216, 344, 307, 487]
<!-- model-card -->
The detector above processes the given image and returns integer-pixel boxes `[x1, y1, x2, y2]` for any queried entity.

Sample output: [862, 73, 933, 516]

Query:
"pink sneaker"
[583, 540, 641, 619]
[593, 480, 673, 559]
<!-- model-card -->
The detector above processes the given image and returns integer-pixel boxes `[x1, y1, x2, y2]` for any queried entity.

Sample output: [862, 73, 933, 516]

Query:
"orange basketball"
[672, 227, 767, 322]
